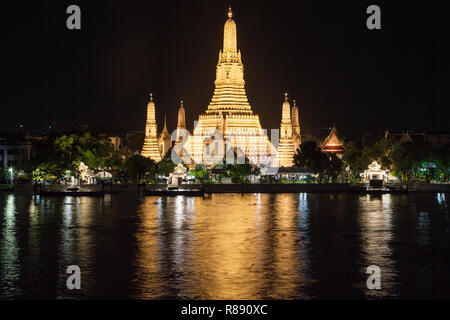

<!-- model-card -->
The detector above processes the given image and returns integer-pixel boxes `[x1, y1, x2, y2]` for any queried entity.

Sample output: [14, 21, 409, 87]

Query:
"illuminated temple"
[142, 7, 305, 167]
[141, 93, 163, 161]
[183, 7, 275, 166]
[276, 94, 303, 167]
[277, 93, 295, 167]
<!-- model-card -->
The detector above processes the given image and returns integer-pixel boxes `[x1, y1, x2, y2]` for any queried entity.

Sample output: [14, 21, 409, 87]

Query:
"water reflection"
[133, 194, 309, 299]
[358, 194, 397, 297]
[0, 194, 21, 297]
[0, 192, 449, 299]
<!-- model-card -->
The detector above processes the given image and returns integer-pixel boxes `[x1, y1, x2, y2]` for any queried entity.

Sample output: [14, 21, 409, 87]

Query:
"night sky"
[1, 0, 449, 139]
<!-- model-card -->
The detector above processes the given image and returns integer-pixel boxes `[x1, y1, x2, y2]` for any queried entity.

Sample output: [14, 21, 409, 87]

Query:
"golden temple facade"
[183, 7, 275, 166]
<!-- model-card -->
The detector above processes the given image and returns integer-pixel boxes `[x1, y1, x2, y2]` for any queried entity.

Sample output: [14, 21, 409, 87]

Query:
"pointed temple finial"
[180, 100, 184, 107]
[293, 99, 296, 107]
[164, 114, 167, 128]
[284, 92, 288, 101]
[228, 6, 233, 19]
[150, 92, 153, 101]
[331, 123, 337, 132]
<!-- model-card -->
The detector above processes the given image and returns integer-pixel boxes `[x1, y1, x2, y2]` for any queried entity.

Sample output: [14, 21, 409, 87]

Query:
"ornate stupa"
[176, 100, 186, 144]
[277, 93, 295, 167]
[141, 93, 163, 162]
[159, 115, 171, 158]
[184, 7, 274, 165]
[291, 99, 301, 152]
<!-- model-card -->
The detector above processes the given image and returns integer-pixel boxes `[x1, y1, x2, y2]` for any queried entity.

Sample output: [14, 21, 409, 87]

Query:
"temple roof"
[320, 126, 345, 153]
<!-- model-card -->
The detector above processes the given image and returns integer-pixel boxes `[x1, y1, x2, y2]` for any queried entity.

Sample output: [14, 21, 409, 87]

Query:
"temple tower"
[176, 100, 186, 143]
[291, 99, 301, 152]
[141, 93, 162, 162]
[277, 93, 295, 167]
[184, 7, 275, 166]
[159, 115, 171, 158]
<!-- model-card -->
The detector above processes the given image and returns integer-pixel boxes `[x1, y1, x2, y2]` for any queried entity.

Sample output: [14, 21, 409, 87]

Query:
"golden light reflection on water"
[191, 194, 263, 299]
[358, 194, 397, 297]
[133, 197, 164, 298]
[1, 192, 450, 299]
[134, 194, 308, 299]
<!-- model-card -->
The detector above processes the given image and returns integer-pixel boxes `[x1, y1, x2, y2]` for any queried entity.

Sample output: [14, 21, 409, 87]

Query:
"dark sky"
[1, 0, 449, 139]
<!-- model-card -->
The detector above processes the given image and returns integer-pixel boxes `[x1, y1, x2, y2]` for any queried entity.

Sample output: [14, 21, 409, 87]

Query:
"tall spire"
[207, 7, 249, 113]
[292, 99, 299, 126]
[176, 99, 186, 143]
[282, 93, 291, 122]
[159, 114, 171, 158]
[278, 93, 294, 167]
[223, 6, 237, 53]
[160, 113, 170, 139]
[182, 8, 276, 167]
[291, 99, 301, 151]
[162, 114, 168, 131]
[177, 100, 186, 129]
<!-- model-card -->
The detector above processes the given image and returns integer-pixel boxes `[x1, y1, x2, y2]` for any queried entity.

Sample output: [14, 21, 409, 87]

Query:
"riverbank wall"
[5, 182, 450, 195]
[147, 183, 450, 193]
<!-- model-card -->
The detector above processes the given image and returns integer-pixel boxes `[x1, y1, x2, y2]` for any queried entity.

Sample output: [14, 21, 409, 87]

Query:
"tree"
[229, 163, 253, 183]
[342, 142, 364, 182]
[26, 132, 118, 184]
[27, 135, 79, 183]
[294, 141, 344, 183]
[124, 154, 157, 183]
[189, 165, 208, 183]
[326, 154, 344, 183]
[342, 135, 397, 182]
[433, 146, 450, 182]
[391, 143, 412, 182]
[157, 155, 177, 177]
[77, 133, 115, 169]
[361, 131, 377, 148]
[294, 141, 327, 182]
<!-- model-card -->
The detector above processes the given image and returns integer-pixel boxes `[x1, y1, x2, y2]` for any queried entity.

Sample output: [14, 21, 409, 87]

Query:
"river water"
[0, 192, 449, 299]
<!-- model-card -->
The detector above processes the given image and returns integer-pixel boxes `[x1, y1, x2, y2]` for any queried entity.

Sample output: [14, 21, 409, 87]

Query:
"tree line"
[11, 131, 450, 185]
[294, 132, 449, 183]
